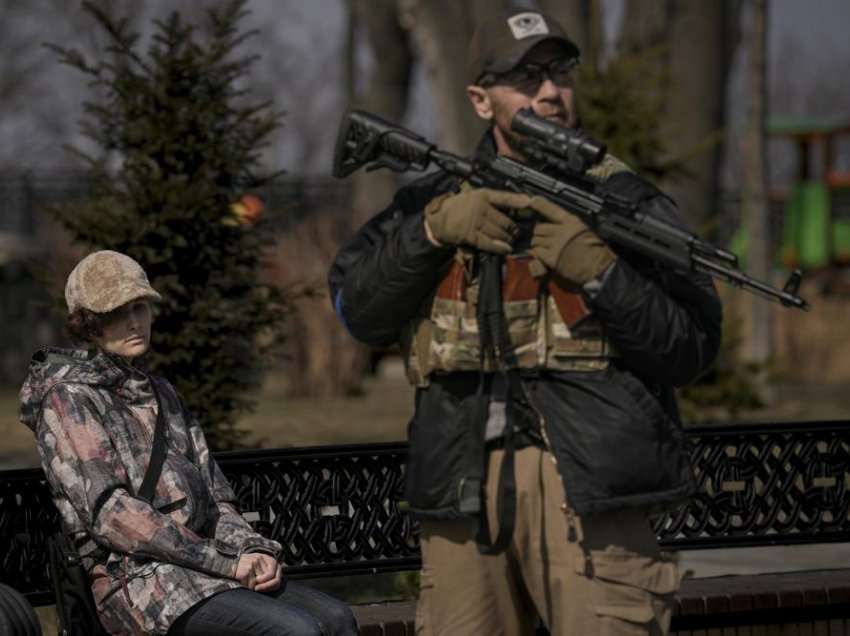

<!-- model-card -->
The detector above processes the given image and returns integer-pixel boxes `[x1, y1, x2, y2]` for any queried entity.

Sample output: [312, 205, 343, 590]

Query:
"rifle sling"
[474, 253, 519, 556]
[138, 378, 167, 504]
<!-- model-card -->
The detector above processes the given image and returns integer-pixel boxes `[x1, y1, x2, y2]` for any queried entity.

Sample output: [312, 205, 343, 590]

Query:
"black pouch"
[47, 533, 108, 636]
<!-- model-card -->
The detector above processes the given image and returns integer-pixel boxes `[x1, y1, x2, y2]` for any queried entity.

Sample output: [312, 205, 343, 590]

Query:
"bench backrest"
[2, 421, 850, 605]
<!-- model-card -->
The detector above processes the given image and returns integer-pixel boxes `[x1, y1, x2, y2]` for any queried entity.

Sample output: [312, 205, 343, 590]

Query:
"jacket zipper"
[518, 377, 578, 543]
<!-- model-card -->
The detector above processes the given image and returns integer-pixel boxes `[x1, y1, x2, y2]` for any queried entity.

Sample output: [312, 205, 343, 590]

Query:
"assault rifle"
[332, 109, 810, 311]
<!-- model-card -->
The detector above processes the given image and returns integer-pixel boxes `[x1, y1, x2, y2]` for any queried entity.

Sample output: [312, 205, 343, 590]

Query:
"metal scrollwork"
[220, 444, 418, 576]
[655, 422, 850, 548]
[3, 424, 850, 603]
[0, 469, 58, 605]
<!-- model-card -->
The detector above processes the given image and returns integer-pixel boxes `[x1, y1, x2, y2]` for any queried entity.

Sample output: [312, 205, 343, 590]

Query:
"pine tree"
[48, 0, 288, 449]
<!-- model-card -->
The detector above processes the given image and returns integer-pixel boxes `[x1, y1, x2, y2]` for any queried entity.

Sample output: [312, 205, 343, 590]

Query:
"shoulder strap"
[473, 252, 518, 555]
[138, 378, 167, 504]
[40, 376, 166, 528]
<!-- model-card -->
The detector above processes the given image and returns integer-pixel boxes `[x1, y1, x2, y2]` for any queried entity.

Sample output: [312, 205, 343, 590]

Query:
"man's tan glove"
[526, 196, 617, 285]
[424, 188, 532, 255]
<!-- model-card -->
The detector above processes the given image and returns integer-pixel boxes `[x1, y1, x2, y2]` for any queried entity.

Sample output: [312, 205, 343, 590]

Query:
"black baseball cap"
[467, 10, 581, 84]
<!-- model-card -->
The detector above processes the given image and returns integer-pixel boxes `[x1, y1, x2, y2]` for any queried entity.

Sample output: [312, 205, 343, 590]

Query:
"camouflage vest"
[400, 154, 630, 387]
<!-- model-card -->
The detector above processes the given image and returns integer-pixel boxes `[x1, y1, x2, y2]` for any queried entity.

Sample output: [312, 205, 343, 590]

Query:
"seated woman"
[20, 250, 358, 636]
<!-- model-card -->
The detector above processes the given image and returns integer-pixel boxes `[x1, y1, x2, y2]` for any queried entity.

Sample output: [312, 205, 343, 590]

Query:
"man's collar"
[474, 127, 499, 161]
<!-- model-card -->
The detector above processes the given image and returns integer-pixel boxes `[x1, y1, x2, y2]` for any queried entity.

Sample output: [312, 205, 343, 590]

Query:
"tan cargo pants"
[415, 446, 682, 636]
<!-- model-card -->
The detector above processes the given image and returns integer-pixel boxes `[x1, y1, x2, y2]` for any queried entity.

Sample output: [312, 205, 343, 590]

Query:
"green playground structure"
[732, 117, 850, 271]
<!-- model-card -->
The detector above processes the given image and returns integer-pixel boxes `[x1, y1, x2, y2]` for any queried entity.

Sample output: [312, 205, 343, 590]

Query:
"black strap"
[138, 378, 167, 504]
[38, 375, 166, 504]
[49, 533, 109, 636]
[474, 252, 519, 555]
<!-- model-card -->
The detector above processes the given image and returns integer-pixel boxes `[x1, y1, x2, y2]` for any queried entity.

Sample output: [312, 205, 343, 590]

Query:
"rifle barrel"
[692, 254, 810, 310]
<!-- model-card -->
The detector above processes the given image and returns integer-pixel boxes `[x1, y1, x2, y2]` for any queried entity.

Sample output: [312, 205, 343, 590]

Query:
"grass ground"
[6, 357, 850, 468]
[243, 361, 413, 449]
[1, 359, 415, 469]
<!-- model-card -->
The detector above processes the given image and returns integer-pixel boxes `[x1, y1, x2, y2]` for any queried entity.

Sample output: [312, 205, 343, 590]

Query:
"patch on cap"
[506, 12, 550, 40]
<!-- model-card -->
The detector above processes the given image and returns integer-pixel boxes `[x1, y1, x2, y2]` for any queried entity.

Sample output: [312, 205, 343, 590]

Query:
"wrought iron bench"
[2, 420, 850, 634]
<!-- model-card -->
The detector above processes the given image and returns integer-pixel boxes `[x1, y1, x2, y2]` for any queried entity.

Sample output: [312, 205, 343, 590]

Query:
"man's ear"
[466, 85, 493, 121]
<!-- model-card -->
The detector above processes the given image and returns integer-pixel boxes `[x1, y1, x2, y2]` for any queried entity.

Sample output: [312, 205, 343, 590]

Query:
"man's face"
[467, 40, 578, 157]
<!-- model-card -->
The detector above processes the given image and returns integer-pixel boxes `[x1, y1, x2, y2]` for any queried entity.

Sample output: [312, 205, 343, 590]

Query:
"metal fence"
[0, 171, 351, 242]
[0, 170, 789, 246]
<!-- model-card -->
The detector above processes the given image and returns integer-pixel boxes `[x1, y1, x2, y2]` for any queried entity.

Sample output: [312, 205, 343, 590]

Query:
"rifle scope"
[512, 108, 606, 172]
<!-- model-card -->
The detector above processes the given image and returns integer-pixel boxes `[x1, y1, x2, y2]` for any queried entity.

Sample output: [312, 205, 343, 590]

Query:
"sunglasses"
[478, 57, 580, 90]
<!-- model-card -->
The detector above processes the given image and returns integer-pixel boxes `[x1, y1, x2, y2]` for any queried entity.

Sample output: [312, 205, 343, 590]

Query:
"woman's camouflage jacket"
[19, 347, 281, 635]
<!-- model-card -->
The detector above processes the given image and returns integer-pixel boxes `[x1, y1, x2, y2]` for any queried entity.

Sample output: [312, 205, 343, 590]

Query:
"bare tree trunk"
[353, 0, 413, 120]
[742, 0, 772, 365]
[351, 0, 414, 225]
[343, 0, 356, 111]
[398, 0, 487, 154]
[275, 0, 415, 397]
[537, 0, 597, 69]
[288, 0, 415, 397]
[620, 1, 740, 231]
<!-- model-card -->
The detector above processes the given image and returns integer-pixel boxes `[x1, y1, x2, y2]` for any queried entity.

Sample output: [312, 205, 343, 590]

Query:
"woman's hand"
[252, 554, 283, 592]
[234, 553, 262, 588]
[235, 553, 282, 592]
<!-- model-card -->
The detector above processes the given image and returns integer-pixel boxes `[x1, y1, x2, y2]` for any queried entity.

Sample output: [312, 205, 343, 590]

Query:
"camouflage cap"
[467, 10, 580, 84]
[65, 250, 162, 314]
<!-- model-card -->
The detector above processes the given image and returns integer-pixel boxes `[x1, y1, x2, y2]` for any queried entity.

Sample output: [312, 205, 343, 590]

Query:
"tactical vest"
[401, 252, 615, 386]
[400, 154, 630, 387]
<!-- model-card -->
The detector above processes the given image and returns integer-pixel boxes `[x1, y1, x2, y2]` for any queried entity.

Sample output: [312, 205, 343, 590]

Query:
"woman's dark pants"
[167, 582, 359, 636]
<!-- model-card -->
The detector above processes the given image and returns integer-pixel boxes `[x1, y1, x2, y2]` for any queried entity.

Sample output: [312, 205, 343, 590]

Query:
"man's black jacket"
[328, 148, 723, 519]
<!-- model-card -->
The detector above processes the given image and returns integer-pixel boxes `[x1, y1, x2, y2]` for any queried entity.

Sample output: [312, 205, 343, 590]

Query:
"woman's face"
[93, 299, 153, 359]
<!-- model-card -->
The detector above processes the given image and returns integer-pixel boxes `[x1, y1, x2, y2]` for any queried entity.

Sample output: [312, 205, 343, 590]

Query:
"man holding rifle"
[329, 9, 722, 635]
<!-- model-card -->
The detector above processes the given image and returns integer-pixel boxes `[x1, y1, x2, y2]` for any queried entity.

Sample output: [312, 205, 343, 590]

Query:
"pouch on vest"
[402, 253, 614, 386]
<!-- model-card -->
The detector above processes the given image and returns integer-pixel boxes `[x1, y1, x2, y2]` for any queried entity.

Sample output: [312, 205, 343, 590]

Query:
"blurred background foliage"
[3, 2, 850, 631]
[1, 0, 849, 446]
[577, 47, 680, 181]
